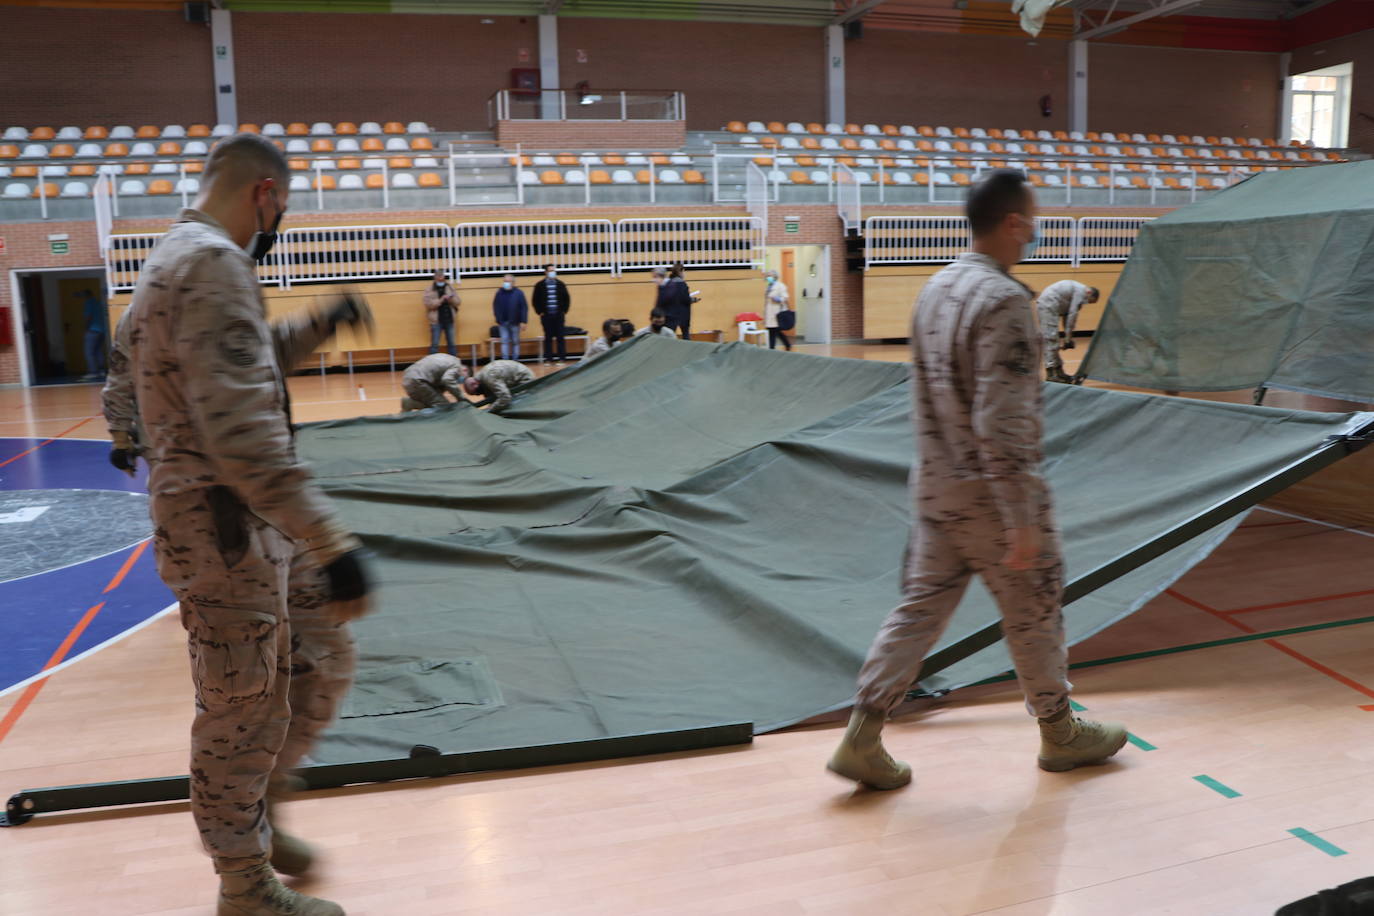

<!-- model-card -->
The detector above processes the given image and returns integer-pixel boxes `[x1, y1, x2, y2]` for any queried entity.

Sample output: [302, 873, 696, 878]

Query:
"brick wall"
[1090, 44, 1279, 140]
[846, 30, 1069, 131]
[0, 6, 214, 128]
[556, 18, 826, 130]
[233, 12, 537, 130]
[1290, 28, 1374, 153]
[495, 120, 686, 150]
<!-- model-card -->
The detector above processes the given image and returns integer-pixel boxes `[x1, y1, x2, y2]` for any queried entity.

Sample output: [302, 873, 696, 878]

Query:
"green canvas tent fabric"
[295, 337, 1369, 764]
[1081, 160, 1374, 401]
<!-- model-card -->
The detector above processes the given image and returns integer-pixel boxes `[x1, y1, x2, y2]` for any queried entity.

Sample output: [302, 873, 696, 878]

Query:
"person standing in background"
[424, 269, 460, 356]
[763, 270, 793, 351]
[652, 267, 691, 338]
[669, 261, 696, 339]
[1036, 280, 1098, 383]
[492, 272, 528, 361]
[533, 264, 571, 363]
[81, 288, 108, 380]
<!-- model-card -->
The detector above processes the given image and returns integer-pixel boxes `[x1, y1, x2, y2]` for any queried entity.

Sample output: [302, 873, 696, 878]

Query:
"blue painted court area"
[0, 437, 173, 696]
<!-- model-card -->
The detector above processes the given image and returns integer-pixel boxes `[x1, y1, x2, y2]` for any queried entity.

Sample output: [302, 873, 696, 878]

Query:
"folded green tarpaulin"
[295, 336, 1370, 764]
[1081, 160, 1374, 401]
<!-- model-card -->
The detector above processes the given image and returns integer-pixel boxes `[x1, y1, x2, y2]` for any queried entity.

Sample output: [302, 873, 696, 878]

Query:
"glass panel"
[1312, 92, 1336, 147]
[1290, 92, 1314, 143]
[1292, 75, 1338, 91]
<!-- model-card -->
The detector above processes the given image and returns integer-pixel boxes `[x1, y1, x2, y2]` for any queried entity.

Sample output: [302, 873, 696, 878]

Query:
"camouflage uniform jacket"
[477, 359, 535, 413]
[402, 353, 467, 395]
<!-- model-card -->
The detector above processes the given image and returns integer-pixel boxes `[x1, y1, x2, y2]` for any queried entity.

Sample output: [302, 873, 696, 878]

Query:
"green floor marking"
[1289, 828, 1347, 857]
[1193, 774, 1240, 798]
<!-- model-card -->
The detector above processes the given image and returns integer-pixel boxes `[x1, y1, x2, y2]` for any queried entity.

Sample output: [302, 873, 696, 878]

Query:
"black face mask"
[246, 189, 284, 263]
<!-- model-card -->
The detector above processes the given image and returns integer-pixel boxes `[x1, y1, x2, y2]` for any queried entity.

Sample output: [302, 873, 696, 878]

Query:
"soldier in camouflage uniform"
[102, 308, 142, 476]
[828, 171, 1128, 791]
[126, 134, 375, 916]
[462, 358, 535, 413]
[400, 352, 468, 410]
[1036, 279, 1098, 383]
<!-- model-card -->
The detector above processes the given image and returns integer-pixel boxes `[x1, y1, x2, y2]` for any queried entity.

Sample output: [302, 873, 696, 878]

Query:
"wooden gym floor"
[3, 343, 1373, 915]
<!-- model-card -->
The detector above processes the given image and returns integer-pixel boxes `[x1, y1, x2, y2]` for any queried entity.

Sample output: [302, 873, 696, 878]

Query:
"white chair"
[780, 136, 801, 150]
[856, 156, 876, 168]
[262, 123, 286, 136]
[359, 121, 382, 135]
[1149, 176, 1166, 189]
[184, 140, 209, 156]
[933, 172, 953, 186]
[110, 125, 134, 139]
[1005, 142, 1023, 154]
[1036, 130, 1053, 140]
[1226, 149, 1243, 159]
[406, 121, 430, 134]
[163, 125, 186, 138]
[20, 144, 46, 159]
[1101, 132, 1118, 142]
[130, 142, 156, 157]
[893, 171, 913, 184]
[658, 169, 682, 184]
[0, 166, 8, 178]
[1160, 134, 1176, 144]
[1114, 175, 1132, 189]
[564, 169, 587, 184]
[670, 154, 691, 165]
[786, 121, 805, 134]
[413, 156, 439, 168]
[1079, 175, 1099, 188]
[385, 137, 408, 151]
[935, 126, 953, 137]
[151, 163, 177, 174]
[746, 120, 766, 133]
[739, 135, 760, 147]
[899, 125, 917, 136]
[737, 320, 767, 345]
[335, 138, 360, 153]
[98, 163, 124, 176]
[1068, 130, 1084, 141]
[1197, 149, 1213, 159]
[611, 169, 635, 184]
[1210, 176, 1228, 189]
[391, 172, 417, 188]
[60, 181, 89, 197]
[858, 138, 878, 151]
[211, 124, 234, 137]
[971, 141, 989, 153]
[896, 138, 916, 152]
[1044, 174, 1063, 187]
[579, 154, 603, 166]
[362, 157, 386, 169]
[3, 127, 28, 140]
[824, 122, 843, 134]
[338, 174, 364, 190]
[3, 182, 29, 198]
[1166, 147, 1183, 158]
[76, 143, 102, 158]
[862, 124, 882, 136]
[288, 175, 309, 191]
[852, 170, 872, 184]
[809, 170, 830, 184]
[56, 126, 82, 140]
[820, 137, 840, 150]
[1103, 145, 1121, 156]
[285, 139, 311, 153]
[41, 165, 68, 177]
[933, 157, 954, 169]
[1072, 144, 1088, 155]
[767, 169, 790, 184]
[775, 156, 796, 166]
[314, 159, 337, 170]
[626, 154, 649, 165]
[895, 156, 916, 168]
[310, 122, 334, 135]
[532, 154, 557, 167]
[175, 177, 200, 194]
[118, 178, 146, 195]
[1131, 133, 1147, 143]
[971, 127, 988, 138]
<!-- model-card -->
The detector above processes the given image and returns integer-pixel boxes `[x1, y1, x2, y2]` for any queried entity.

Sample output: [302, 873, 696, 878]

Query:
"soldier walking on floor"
[827, 170, 1128, 791]
[126, 133, 376, 916]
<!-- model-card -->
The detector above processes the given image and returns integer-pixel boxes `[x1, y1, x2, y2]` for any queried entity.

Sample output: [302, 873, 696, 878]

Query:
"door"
[20, 274, 54, 381]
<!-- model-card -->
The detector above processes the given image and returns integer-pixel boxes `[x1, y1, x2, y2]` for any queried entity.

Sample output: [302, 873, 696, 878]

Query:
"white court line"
[0, 395, 403, 429]
[1254, 506, 1374, 540]
[0, 601, 178, 700]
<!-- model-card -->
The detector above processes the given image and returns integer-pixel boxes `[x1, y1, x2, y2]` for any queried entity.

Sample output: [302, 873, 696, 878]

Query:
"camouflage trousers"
[854, 504, 1070, 719]
[151, 486, 356, 871]
[1039, 308, 1064, 372]
[402, 377, 451, 409]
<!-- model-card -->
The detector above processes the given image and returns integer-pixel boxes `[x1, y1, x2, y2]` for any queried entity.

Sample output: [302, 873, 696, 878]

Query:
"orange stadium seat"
[187, 124, 210, 138]
[365, 173, 385, 189]
[335, 122, 358, 135]
[540, 169, 564, 185]
[313, 175, 336, 190]
[683, 169, 706, 184]
[988, 141, 1006, 153]
[1205, 135, 1219, 145]
[556, 154, 579, 166]
[272, 140, 285, 150]
[806, 122, 825, 134]
[840, 138, 859, 150]
[410, 137, 434, 151]
[880, 139, 898, 151]
[49, 144, 74, 158]
[878, 156, 896, 168]
[954, 141, 973, 153]
[13, 165, 37, 177]
[289, 158, 309, 170]
[953, 172, 972, 186]
[603, 153, 626, 166]
[147, 179, 174, 195]
[753, 156, 774, 167]
[650, 153, 670, 165]
[801, 137, 821, 150]
[388, 156, 413, 169]
[914, 172, 931, 186]
[361, 138, 384, 151]
[84, 126, 108, 140]
[917, 125, 935, 137]
[954, 127, 971, 138]
[382, 122, 405, 135]
[635, 169, 653, 183]
[286, 123, 309, 136]
[844, 123, 862, 135]
[185, 161, 203, 173]
[418, 172, 443, 187]
[157, 141, 181, 156]
[987, 128, 1004, 139]
[135, 126, 159, 139]
[30, 127, 55, 140]
[311, 139, 334, 153]
[836, 155, 857, 167]
[103, 142, 129, 157]
[125, 162, 151, 175]
[589, 169, 612, 184]
[511, 154, 532, 167]
[790, 170, 813, 184]
[767, 121, 786, 133]
[70, 164, 96, 176]
[726, 121, 747, 133]
[33, 182, 59, 198]
[758, 136, 778, 148]
[337, 158, 361, 170]
[1145, 133, 1160, 143]
[238, 123, 260, 134]
[1053, 130, 1069, 141]
[882, 124, 899, 136]
[796, 155, 817, 167]
[917, 139, 935, 153]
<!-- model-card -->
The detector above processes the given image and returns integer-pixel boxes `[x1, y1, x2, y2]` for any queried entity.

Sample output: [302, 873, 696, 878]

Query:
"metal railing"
[862, 215, 1155, 268]
[489, 89, 685, 124]
[617, 217, 764, 271]
[454, 219, 617, 276]
[745, 161, 768, 233]
[106, 231, 283, 291]
[836, 162, 861, 233]
[280, 224, 452, 285]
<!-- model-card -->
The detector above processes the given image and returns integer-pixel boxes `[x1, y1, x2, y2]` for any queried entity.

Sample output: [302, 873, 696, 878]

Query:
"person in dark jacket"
[492, 273, 528, 361]
[532, 264, 571, 363]
[653, 266, 692, 339]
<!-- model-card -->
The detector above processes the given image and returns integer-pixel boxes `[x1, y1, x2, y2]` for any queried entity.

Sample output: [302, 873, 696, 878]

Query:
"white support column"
[1278, 51, 1293, 144]
[1068, 39, 1088, 136]
[538, 14, 560, 121]
[826, 25, 845, 127]
[211, 9, 238, 128]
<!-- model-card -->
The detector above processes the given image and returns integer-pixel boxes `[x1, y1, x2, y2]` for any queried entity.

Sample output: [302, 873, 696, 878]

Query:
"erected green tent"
[1081, 161, 1374, 401]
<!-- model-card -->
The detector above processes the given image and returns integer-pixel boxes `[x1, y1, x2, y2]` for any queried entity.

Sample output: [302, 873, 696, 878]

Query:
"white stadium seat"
[533, 154, 556, 166]
[933, 172, 953, 186]
[262, 123, 286, 136]
[336, 138, 361, 152]
[612, 169, 635, 184]
[658, 169, 683, 184]
[935, 126, 953, 137]
[1161, 134, 1177, 144]
[582, 154, 603, 165]
[311, 122, 334, 135]
[1006, 142, 1023, 154]
[809, 169, 830, 184]
[385, 137, 408, 151]
[862, 124, 881, 135]
[1114, 175, 1132, 189]
[859, 138, 878, 151]
[775, 156, 795, 166]
[520, 169, 541, 184]
[391, 172, 417, 188]
[767, 169, 790, 184]
[119, 179, 146, 195]
[313, 159, 337, 170]
[60, 181, 89, 197]
[820, 137, 840, 150]
[786, 121, 805, 134]
[110, 125, 134, 139]
[934, 140, 953, 152]
[893, 171, 913, 184]
[338, 174, 364, 190]
[1036, 130, 1053, 140]
[671, 154, 691, 165]
[288, 175, 309, 191]
[746, 121, 766, 133]
[896, 157, 916, 168]
[1068, 130, 1084, 141]
[1101, 132, 1118, 142]
[362, 157, 386, 169]
[0, 167, 8, 178]
[130, 142, 156, 156]
[175, 177, 199, 194]
[184, 140, 209, 155]
[856, 156, 876, 167]
[1190, 135, 1206, 144]
[1131, 133, 1147, 143]
[780, 137, 800, 149]
[76, 143, 102, 157]
[739, 135, 760, 147]
[899, 125, 917, 136]
[824, 122, 843, 134]
[406, 121, 430, 133]
[626, 153, 649, 165]
[852, 170, 872, 184]
[151, 162, 177, 174]
[286, 139, 310, 153]
[971, 141, 989, 153]
[1044, 174, 1063, 187]
[565, 169, 587, 184]
[4, 182, 29, 198]
[41, 165, 68, 177]
[3, 127, 28, 140]
[20, 144, 46, 158]
[212, 124, 234, 137]
[896, 139, 916, 151]
[163, 125, 186, 138]
[359, 122, 382, 135]
[56, 126, 82, 140]
[413, 156, 439, 168]
[971, 128, 988, 138]
[98, 163, 124, 176]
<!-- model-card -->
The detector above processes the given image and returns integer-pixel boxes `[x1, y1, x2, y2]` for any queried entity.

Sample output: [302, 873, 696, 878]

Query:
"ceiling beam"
[1075, 0, 1203, 40]
[831, 0, 887, 27]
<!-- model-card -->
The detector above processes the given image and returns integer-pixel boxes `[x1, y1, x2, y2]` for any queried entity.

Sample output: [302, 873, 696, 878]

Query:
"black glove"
[109, 448, 136, 476]
[326, 290, 376, 341]
[323, 547, 373, 603]
[1062, 339, 1075, 350]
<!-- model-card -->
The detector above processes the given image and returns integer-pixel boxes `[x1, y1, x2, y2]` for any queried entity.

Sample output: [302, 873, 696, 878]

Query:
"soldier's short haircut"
[650, 307, 666, 319]
[203, 133, 289, 189]
[966, 169, 1031, 237]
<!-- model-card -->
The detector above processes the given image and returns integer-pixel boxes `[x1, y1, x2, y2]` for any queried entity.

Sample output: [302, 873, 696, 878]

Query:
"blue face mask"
[1021, 219, 1040, 262]
[766, 276, 776, 285]
[502, 281, 512, 290]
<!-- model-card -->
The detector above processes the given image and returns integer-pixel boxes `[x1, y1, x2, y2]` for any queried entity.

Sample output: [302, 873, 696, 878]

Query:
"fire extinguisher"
[0, 307, 12, 346]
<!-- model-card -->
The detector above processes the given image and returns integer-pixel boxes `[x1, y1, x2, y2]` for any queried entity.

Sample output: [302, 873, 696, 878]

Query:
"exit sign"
[784, 221, 800, 234]
[50, 240, 69, 255]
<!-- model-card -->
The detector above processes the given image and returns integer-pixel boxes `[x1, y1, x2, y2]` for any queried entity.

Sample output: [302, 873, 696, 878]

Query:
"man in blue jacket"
[492, 272, 528, 360]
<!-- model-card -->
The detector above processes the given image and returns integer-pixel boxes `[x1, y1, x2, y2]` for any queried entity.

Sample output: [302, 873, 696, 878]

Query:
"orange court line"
[1222, 587, 1374, 616]
[0, 415, 97, 470]
[0, 539, 151, 746]
[1167, 588, 1374, 704]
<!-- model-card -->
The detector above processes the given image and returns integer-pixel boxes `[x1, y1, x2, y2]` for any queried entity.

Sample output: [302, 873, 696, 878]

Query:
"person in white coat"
[763, 269, 793, 351]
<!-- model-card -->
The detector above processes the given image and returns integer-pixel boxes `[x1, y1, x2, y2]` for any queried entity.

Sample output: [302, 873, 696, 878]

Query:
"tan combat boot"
[217, 863, 344, 915]
[400, 396, 425, 411]
[1037, 705, 1129, 772]
[826, 710, 912, 790]
[267, 776, 315, 878]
